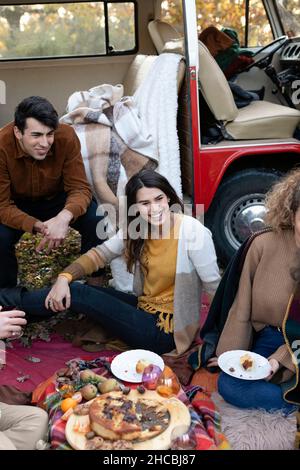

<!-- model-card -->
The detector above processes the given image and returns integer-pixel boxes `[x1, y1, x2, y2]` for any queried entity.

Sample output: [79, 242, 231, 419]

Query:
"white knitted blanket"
[132, 52, 183, 197]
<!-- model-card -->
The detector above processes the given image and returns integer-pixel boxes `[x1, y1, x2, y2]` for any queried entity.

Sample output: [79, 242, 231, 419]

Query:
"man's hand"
[45, 276, 71, 312]
[33, 220, 47, 235]
[36, 209, 73, 253]
[0, 307, 27, 339]
[265, 358, 280, 381]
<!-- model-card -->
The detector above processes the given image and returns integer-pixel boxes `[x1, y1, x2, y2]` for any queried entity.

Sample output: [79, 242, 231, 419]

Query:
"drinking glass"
[142, 364, 162, 390]
[170, 425, 197, 450]
[156, 366, 180, 397]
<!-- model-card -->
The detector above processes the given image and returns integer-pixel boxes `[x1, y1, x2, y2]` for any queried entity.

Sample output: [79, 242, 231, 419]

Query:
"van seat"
[123, 55, 158, 96]
[123, 54, 185, 97]
[148, 19, 181, 54]
[198, 40, 300, 139]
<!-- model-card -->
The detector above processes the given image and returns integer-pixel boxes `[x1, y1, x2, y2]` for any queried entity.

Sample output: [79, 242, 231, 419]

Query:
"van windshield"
[276, 0, 300, 37]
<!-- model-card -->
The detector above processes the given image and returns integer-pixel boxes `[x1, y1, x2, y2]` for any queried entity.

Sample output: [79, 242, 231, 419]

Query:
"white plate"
[218, 350, 272, 380]
[110, 349, 164, 383]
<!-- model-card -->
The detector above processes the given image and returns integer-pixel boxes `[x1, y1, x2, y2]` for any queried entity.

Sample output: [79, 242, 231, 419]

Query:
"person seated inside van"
[198, 26, 265, 142]
[199, 25, 255, 78]
[199, 26, 264, 108]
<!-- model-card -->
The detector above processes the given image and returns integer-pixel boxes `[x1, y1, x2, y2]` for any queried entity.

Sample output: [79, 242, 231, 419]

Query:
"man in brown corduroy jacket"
[0, 96, 105, 288]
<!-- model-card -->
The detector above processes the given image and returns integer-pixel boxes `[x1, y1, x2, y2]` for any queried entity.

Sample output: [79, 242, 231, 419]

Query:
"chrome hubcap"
[224, 194, 267, 250]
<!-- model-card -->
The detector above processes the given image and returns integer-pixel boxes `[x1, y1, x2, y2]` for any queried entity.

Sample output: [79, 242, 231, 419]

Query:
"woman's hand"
[265, 358, 280, 381]
[0, 307, 27, 339]
[45, 276, 71, 312]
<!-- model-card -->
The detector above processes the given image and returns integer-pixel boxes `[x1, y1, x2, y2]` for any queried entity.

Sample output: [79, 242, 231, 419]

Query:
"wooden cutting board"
[65, 389, 191, 450]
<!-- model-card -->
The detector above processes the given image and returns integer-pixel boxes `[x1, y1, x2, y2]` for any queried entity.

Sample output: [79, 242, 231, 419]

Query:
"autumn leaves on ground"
[17, 229, 81, 290]
[15, 229, 92, 346]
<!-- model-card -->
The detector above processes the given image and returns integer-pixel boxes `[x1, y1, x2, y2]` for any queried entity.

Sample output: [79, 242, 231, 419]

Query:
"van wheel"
[205, 169, 282, 266]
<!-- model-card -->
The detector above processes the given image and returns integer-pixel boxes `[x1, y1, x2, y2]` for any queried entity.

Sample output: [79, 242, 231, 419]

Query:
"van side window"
[108, 2, 136, 52]
[160, 0, 183, 32]
[0, 1, 137, 60]
[248, 0, 273, 46]
[277, 0, 300, 37]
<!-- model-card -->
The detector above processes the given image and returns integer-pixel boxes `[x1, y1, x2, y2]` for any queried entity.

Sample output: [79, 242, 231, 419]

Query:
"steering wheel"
[243, 35, 288, 71]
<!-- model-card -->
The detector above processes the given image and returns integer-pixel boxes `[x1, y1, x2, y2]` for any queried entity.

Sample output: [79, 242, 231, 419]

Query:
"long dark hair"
[124, 170, 184, 272]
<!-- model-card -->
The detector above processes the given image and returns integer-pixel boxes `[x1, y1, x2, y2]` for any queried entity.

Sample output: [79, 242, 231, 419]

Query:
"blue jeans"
[0, 193, 105, 287]
[20, 283, 175, 355]
[218, 326, 297, 413]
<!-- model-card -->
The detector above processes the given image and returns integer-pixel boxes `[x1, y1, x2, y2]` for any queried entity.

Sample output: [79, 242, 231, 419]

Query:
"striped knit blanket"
[60, 84, 158, 209]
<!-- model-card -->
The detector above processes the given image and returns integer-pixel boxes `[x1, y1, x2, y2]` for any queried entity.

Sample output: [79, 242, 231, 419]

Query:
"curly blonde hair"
[264, 168, 300, 231]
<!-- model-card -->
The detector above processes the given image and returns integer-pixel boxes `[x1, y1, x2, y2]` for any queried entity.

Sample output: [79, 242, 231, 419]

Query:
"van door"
[181, 0, 200, 213]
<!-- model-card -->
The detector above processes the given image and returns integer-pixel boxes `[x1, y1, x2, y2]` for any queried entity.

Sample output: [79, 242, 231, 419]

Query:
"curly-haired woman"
[210, 168, 300, 413]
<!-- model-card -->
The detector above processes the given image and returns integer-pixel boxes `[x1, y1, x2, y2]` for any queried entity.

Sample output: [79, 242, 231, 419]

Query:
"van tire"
[205, 168, 282, 266]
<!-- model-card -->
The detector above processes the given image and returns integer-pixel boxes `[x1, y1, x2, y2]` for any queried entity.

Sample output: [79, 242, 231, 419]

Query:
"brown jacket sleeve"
[61, 127, 92, 221]
[216, 238, 262, 356]
[269, 344, 296, 373]
[0, 152, 37, 232]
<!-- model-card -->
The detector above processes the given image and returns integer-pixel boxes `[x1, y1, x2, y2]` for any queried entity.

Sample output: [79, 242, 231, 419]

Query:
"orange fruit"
[60, 397, 78, 413]
[59, 384, 74, 398]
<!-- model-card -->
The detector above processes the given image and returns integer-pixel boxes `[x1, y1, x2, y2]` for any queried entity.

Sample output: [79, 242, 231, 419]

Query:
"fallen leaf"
[26, 356, 41, 363]
[16, 374, 30, 383]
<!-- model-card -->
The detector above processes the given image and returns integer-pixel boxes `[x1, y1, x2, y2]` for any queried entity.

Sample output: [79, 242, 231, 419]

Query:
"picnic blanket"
[0, 334, 105, 393]
[32, 355, 230, 450]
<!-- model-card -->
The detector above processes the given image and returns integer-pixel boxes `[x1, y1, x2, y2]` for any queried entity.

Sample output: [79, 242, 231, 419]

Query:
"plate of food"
[65, 389, 191, 450]
[110, 349, 164, 383]
[218, 350, 272, 380]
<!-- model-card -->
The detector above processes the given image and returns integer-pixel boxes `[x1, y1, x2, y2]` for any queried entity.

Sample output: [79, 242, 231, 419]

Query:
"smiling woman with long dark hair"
[14, 170, 220, 356]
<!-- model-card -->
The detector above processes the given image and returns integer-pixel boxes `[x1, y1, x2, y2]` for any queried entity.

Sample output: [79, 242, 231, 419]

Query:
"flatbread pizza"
[65, 389, 191, 450]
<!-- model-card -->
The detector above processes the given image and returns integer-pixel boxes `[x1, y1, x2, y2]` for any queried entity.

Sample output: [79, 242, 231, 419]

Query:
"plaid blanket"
[32, 354, 229, 451]
[60, 85, 157, 209]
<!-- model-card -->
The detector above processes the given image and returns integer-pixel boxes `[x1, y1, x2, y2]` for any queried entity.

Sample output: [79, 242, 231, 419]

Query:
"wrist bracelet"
[58, 272, 73, 283]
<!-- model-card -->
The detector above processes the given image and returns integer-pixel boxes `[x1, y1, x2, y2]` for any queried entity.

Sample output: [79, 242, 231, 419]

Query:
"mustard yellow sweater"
[138, 226, 179, 333]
